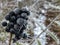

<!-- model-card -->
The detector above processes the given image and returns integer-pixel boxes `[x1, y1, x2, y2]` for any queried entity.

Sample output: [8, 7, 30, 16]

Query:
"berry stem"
[9, 33, 12, 45]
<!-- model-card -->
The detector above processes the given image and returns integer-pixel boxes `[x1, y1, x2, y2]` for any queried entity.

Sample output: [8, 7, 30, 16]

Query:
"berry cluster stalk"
[9, 33, 12, 45]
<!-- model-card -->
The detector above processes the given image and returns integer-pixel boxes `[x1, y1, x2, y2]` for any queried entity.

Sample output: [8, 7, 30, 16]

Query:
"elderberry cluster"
[2, 8, 30, 42]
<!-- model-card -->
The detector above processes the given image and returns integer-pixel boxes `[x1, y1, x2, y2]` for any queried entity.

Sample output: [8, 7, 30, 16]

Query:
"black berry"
[10, 16, 16, 22]
[17, 18, 24, 26]
[21, 9, 30, 15]
[14, 8, 22, 15]
[22, 33, 27, 39]
[10, 28, 15, 34]
[2, 21, 7, 26]
[8, 22, 14, 28]
[9, 11, 16, 16]
[5, 27, 10, 32]
[5, 15, 11, 20]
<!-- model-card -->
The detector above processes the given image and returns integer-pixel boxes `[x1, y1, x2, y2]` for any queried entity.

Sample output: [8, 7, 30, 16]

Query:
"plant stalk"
[9, 33, 12, 45]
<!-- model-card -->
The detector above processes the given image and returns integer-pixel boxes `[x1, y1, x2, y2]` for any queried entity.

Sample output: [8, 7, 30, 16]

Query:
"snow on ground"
[29, 11, 47, 45]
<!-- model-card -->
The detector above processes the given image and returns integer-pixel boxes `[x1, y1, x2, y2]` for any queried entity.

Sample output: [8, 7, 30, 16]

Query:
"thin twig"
[9, 33, 12, 45]
[29, 14, 60, 45]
